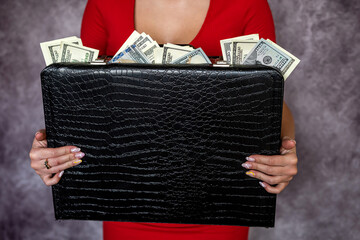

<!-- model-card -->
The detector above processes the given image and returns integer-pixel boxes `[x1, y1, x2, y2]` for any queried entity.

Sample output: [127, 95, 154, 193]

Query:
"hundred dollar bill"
[112, 31, 159, 63]
[165, 43, 194, 50]
[232, 40, 258, 64]
[134, 33, 151, 50]
[171, 48, 211, 64]
[132, 34, 159, 63]
[141, 39, 160, 63]
[59, 42, 99, 63]
[128, 44, 151, 63]
[113, 30, 141, 57]
[110, 44, 150, 64]
[162, 44, 192, 64]
[142, 44, 159, 63]
[220, 34, 259, 63]
[265, 39, 301, 80]
[243, 39, 300, 80]
[109, 48, 136, 63]
[153, 47, 164, 64]
[40, 36, 82, 66]
[137, 34, 158, 51]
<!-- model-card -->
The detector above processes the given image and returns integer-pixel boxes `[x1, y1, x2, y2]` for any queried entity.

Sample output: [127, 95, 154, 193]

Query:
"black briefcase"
[41, 62, 283, 227]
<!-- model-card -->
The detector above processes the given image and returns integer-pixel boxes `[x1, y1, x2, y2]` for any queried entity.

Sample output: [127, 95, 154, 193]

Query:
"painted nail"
[259, 181, 266, 188]
[71, 147, 81, 153]
[75, 152, 85, 158]
[59, 170, 64, 178]
[241, 163, 252, 169]
[280, 149, 290, 155]
[246, 157, 255, 162]
[73, 160, 82, 164]
[246, 171, 255, 177]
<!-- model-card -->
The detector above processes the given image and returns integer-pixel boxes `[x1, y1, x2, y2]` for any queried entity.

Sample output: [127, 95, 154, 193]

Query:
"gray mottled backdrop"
[0, 0, 359, 239]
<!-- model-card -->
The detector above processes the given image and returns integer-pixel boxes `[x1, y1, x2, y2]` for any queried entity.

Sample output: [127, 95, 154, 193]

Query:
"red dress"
[80, 0, 276, 239]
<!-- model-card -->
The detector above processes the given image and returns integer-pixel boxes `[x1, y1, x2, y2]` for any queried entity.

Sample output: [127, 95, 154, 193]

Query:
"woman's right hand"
[29, 129, 85, 186]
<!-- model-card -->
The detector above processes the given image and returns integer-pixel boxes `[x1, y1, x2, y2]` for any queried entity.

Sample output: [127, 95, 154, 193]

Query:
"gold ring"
[44, 158, 52, 169]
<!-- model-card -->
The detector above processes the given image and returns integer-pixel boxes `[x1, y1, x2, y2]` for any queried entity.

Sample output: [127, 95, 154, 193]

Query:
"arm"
[29, 1, 102, 186]
[281, 101, 295, 139]
[239, 0, 298, 194]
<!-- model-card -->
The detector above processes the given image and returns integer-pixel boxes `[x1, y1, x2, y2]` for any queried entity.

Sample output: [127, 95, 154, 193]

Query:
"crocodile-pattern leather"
[41, 63, 284, 227]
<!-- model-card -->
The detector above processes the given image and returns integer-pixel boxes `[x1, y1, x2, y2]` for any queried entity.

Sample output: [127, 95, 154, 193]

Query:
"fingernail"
[246, 171, 255, 177]
[280, 149, 290, 155]
[59, 170, 64, 178]
[292, 139, 297, 144]
[259, 181, 266, 188]
[246, 157, 255, 162]
[75, 152, 85, 158]
[73, 160, 82, 164]
[241, 163, 252, 169]
[71, 147, 81, 153]
[35, 132, 41, 136]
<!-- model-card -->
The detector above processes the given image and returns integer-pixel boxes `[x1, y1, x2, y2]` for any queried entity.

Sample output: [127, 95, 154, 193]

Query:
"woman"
[30, 0, 298, 239]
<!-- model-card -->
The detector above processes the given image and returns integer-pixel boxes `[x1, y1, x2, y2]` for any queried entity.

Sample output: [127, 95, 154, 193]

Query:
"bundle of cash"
[40, 36, 99, 66]
[220, 34, 300, 80]
[40, 32, 300, 80]
[109, 31, 299, 79]
[109, 30, 211, 64]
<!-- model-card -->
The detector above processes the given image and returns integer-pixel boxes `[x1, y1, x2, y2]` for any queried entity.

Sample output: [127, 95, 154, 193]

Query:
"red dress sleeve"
[242, 0, 276, 43]
[80, 0, 108, 56]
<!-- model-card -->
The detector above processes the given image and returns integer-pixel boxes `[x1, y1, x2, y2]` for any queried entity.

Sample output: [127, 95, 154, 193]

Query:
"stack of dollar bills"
[40, 31, 300, 80]
[108, 30, 211, 65]
[40, 36, 99, 66]
[220, 34, 300, 80]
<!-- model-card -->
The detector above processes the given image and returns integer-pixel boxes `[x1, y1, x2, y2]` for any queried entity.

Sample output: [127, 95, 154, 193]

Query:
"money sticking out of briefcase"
[41, 62, 283, 227]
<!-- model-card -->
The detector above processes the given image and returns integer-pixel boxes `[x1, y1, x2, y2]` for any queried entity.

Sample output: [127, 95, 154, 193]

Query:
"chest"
[104, 0, 249, 56]
[134, 0, 211, 44]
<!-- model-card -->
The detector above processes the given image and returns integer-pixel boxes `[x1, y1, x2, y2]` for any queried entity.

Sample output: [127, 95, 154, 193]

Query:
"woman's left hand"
[241, 136, 298, 194]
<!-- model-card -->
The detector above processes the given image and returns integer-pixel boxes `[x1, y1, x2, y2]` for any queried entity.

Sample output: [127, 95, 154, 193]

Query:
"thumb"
[35, 129, 46, 141]
[280, 136, 296, 152]
[32, 129, 47, 148]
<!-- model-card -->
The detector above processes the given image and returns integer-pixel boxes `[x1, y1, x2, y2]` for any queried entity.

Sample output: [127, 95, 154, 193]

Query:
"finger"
[49, 152, 85, 167]
[242, 162, 286, 175]
[35, 129, 46, 141]
[29, 146, 80, 164]
[279, 147, 291, 155]
[42, 171, 65, 186]
[259, 181, 289, 194]
[245, 155, 287, 166]
[30, 145, 81, 160]
[37, 152, 85, 171]
[42, 159, 83, 175]
[32, 129, 47, 149]
[245, 170, 291, 185]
